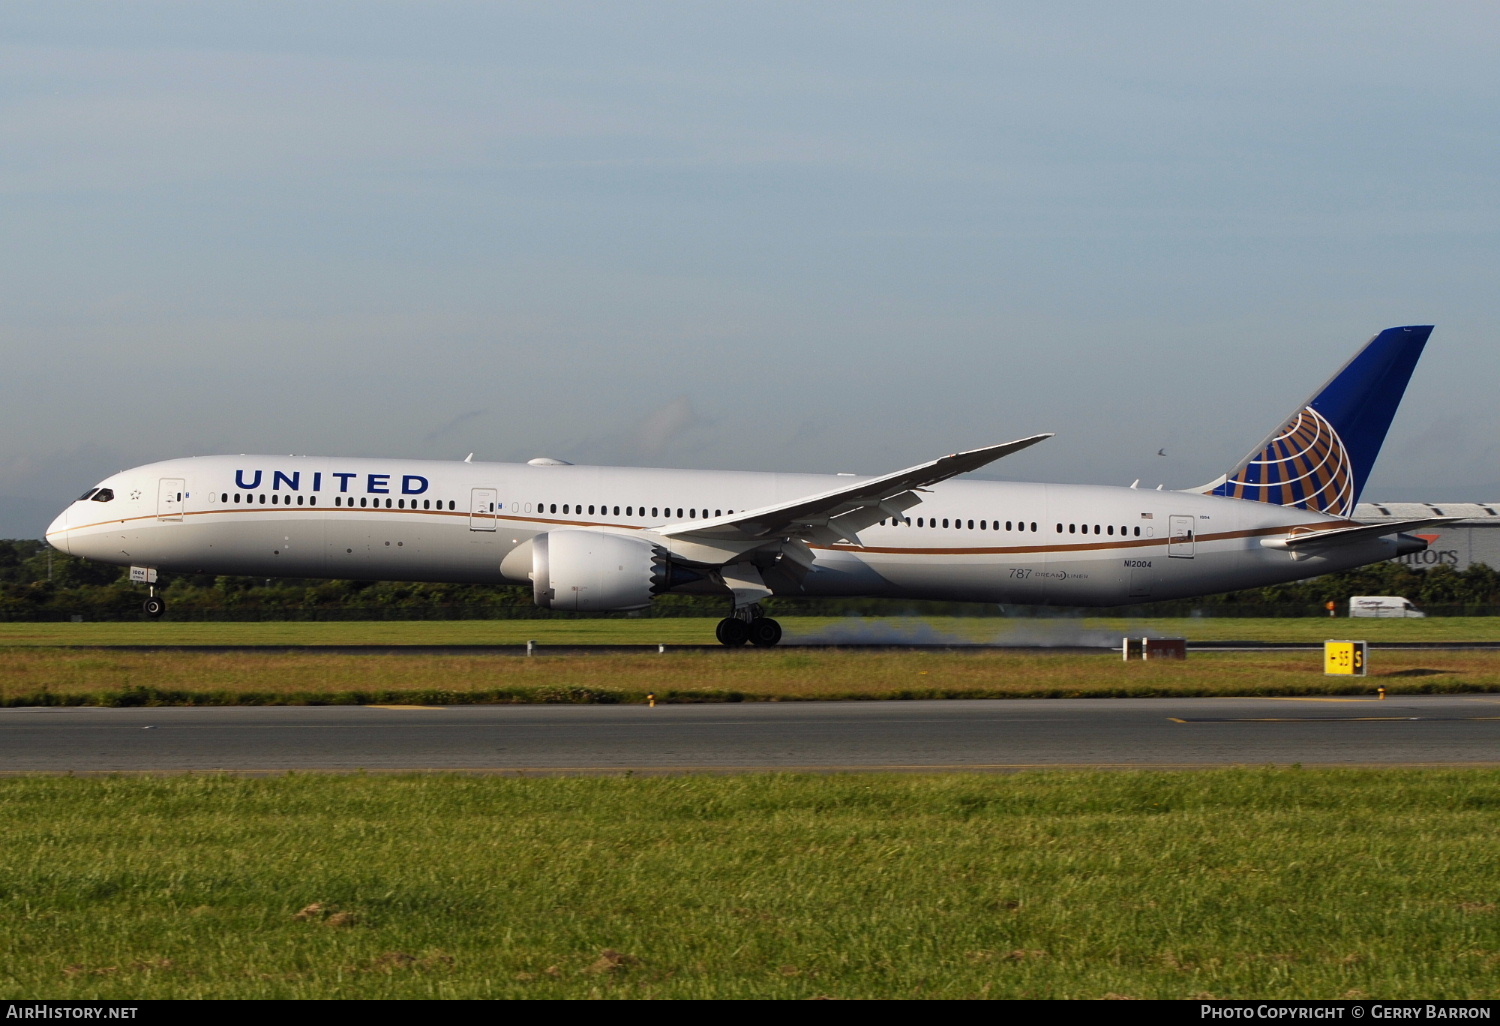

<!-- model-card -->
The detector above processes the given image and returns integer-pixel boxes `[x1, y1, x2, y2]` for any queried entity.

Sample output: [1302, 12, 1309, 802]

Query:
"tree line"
[1, 538, 1497, 621]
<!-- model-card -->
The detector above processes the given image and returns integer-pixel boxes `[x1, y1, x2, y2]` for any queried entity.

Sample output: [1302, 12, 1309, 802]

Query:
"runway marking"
[1171, 716, 1500, 723]
[365, 705, 447, 711]
[1242, 697, 1383, 704]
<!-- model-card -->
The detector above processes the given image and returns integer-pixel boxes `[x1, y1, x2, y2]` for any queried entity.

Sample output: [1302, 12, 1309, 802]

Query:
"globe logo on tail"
[1213, 407, 1355, 517]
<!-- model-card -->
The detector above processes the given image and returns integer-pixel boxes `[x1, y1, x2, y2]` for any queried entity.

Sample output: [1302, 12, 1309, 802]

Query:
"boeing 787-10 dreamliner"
[47, 326, 1452, 646]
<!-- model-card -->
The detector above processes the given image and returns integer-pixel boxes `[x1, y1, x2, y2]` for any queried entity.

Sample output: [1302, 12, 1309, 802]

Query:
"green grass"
[2, 615, 1497, 647]
[3, 617, 1496, 708]
[1, 770, 1497, 999]
[2, 649, 1499, 707]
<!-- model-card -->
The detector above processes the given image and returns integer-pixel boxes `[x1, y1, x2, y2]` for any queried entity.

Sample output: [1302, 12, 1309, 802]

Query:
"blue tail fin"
[1201, 325, 1432, 517]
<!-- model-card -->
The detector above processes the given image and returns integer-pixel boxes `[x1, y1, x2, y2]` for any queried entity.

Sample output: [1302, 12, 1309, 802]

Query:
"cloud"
[556, 396, 714, 467]
[631, 396, 702, 457]
[422, 409, 489, 446]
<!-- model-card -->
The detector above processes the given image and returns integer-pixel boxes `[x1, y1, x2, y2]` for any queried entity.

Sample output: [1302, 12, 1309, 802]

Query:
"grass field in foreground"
[2, 615, 1499, 647]
[3, 648, 1500, 706]
[1, 770, 1496, 999]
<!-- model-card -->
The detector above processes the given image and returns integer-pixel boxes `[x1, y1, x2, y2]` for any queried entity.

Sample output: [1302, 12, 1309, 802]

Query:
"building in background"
[1355, 503, 1500, 571]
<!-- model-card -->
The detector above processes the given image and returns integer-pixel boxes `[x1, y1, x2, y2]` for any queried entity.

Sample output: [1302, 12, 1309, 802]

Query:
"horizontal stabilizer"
[1260, 516, 1461, 551]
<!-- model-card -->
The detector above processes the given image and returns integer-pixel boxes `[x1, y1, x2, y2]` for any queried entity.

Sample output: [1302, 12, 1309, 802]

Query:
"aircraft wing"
[1263, 516, 1463, 550]
[655, 433, 1053, 548]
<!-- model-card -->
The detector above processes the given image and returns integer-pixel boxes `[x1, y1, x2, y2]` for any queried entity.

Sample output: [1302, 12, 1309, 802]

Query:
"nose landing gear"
[142, 594, 166, 618]
[716, 605, 782, 647]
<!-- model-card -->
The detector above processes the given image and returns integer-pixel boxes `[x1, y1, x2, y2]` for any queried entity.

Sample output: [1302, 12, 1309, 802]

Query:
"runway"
[1, 695, 1497, 773]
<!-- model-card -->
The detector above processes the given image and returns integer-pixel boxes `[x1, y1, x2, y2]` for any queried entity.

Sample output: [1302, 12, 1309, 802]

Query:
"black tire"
[142, 596, 166, 618]
[748, 617, 782, 647]
[715, 617, 749, 646]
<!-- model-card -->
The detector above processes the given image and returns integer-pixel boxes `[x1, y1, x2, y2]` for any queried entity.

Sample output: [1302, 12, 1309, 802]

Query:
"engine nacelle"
[529, 529, 661, 611]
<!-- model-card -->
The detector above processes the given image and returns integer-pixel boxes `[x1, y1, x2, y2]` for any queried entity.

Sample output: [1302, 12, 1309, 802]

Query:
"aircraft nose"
[45, 507, 71, 555]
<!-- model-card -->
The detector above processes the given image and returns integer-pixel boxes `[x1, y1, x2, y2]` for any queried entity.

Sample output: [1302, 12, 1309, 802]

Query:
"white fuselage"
[46, 454, 1408, 607]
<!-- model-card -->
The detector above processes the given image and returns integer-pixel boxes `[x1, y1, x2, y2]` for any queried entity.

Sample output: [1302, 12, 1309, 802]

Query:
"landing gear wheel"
[748, 617, 782, 647]
[142, 596, 166, 618]
[715, 617, 749, 646]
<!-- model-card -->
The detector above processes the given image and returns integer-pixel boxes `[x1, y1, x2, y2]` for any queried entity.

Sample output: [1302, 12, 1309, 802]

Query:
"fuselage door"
[1168, 515, 1195, 558]
[157, 478, 185, 522]
[470, 488, 498, 532]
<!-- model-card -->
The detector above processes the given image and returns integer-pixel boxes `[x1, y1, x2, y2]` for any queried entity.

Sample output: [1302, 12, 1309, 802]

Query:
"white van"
[1348, 596, 1426, 618]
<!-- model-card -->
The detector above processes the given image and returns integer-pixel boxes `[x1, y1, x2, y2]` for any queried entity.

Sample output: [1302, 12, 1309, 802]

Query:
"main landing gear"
[715, 606, 782, 647]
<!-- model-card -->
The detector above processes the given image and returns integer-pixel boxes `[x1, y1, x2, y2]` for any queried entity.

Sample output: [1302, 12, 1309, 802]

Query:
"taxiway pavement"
[1, 695, 1497, 773]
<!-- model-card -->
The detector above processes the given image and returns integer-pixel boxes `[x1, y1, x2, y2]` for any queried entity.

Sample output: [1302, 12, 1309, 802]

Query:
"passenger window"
[1069, 524, 1075, 533]
[614, 506, 620, 515]
[1107, 525, 1113, 535]
[1056, 524, 1063, 533]
[550, 504, 557, 514]
[942, 518, 949, 528]
[1134, 526, 1141, 536]
[676, 508, 683, 518]
[360, 497, 368, 507]
[652, 508, 659, 517]
[715, 509, 722, 517]
[917, 517, 924, 527]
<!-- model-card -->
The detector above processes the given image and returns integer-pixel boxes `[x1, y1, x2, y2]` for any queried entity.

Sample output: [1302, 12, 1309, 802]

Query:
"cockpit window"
[78, 488, 98, 501]
[91, 488, 115, 503]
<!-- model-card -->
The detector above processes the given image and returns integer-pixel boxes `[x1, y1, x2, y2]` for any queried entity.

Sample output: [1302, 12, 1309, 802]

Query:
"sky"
[3, 1, 1498, 537]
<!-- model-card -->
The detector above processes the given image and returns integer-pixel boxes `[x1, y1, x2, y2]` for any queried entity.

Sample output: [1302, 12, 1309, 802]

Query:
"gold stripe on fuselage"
[54, 507, 1350, 558]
